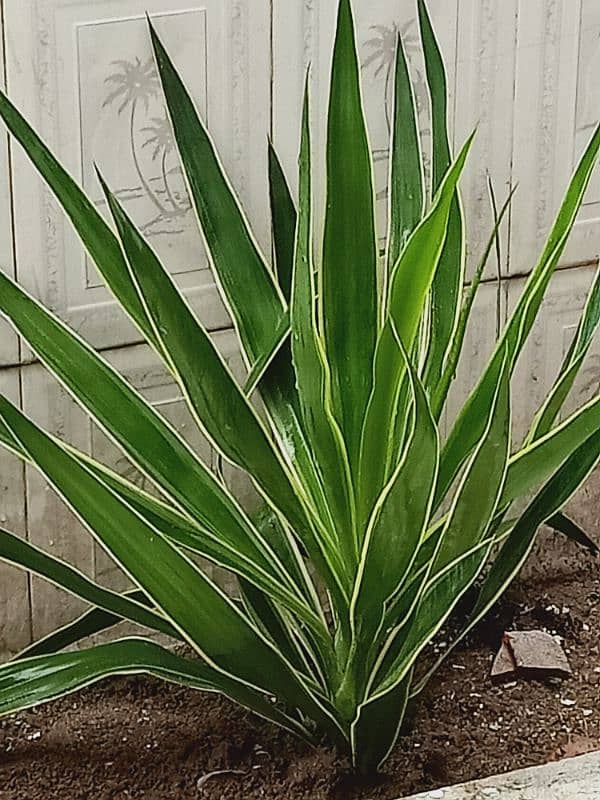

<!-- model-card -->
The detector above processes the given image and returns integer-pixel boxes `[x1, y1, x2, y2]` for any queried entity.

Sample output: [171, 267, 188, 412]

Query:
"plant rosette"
[0, 0, 599, 779]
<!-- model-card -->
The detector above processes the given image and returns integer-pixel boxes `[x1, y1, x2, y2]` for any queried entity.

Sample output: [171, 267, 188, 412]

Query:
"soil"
[0, 558, 599, 799]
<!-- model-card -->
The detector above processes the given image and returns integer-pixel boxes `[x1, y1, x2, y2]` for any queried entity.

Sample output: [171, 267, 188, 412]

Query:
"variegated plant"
[0, 0, 599, 774]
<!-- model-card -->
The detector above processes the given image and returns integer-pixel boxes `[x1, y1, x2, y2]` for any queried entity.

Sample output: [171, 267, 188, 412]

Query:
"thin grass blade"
[432, 183, 516, 419]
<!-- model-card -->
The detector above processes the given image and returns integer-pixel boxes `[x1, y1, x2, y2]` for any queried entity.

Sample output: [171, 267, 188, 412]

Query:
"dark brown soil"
[0, 562, 599, 799]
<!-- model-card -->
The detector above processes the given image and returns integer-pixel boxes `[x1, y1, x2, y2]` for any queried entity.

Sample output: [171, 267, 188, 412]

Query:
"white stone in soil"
[398, 751, 600, 799]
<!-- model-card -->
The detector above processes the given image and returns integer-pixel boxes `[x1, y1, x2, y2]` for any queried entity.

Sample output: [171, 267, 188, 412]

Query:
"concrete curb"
[400, 751, 600, 799]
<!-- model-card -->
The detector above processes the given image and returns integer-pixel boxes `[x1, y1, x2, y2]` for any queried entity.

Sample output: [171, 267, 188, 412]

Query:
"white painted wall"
[0, 0, 599, 656]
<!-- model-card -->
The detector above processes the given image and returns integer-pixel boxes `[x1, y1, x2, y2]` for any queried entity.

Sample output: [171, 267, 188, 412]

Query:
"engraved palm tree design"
[363, 20, 422, 137]
[103, 57, 167, 214]
[362, 19, 430, 200]
[141, 113, 190, 214]
[103, 57, 191, 230]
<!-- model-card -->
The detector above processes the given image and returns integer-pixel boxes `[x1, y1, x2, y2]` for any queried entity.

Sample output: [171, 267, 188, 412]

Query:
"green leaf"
[418, 0, 465, 398]
[291, 79, 355, 583]
[349, 337, 438, 695]
[374, 536, 493, 701]
[546, 512, 598, 555]
[143, 36, 346, 601]
[240, 580, 305, 671]
[149, 22, 286, 365]
[240, 582, 334, 703]
[417, 0, 451, 190]
[0, 90, 157, 350]
[0, 396, 339, 736]
[99, 173, 318, 566]
[350, 671, 412, 775]
[0, 638, 311, 739]
[528, 264, 600, 440]
[367, 348, 510, 700]
[358, 134, 473, 520]
[502, 390, 600, 506]
[102, 429, 319, 631]
[353, 540, 498, 771]
[353, 360, 510, 765]
[415, 428, 600, 700]
[269, 141, 297, 303]
[76, 465, 325, 630]
[0, 402, 326, 642]
[136, 24, 332, 597]
[0, 269, 299, 603]
[0, 527, 178, 640]
[470, 426, 600, 641]
[385, 33, 424, 278]
[247, 503, 339, 690]
[322, 0, 378, 472]
[389, 133, 474, 352]
[243, 318, 289, 396]
[433, 348, 511, 573]
[16, 590, 151, 659]
[438, 124, 600, 508]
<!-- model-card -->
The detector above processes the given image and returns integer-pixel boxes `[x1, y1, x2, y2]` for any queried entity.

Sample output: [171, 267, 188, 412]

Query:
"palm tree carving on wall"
[363, 20, 423, 132]
[103, 57, 191, 233]
[141, 113, 190, 213]
[362, 19, 430, 205]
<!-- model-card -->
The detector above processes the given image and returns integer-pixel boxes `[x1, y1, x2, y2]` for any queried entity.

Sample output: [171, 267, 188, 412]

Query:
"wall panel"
[3, 0, 271, 351]
[0, 368, 30, 656]
[0, 3, 20, 366]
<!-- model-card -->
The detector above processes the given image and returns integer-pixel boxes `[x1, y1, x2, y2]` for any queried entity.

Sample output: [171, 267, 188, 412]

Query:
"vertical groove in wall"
[506, 0, 521, 286]
[503, 0, 520, 333]
[451, 0, 460, 148]
[0, 0, 33, 645]
[268, 0, 275, 275]
[269, 0, 274, 142]
[0, 0, 18, 332]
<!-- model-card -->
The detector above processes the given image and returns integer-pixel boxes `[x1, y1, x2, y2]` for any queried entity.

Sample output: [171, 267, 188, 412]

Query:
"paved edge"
[398, 750, 600, 799]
